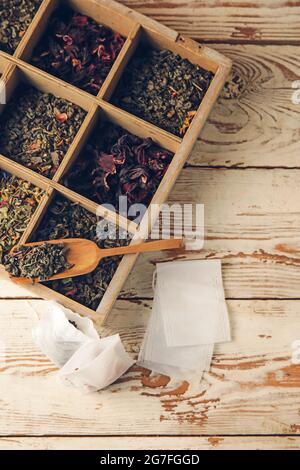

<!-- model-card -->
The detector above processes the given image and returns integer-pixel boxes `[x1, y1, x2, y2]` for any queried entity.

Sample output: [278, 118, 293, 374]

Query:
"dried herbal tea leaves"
[0, 0, 42, 54]
[63, 122, 174, 210]
[112, 47, 214, 136]
[0, 171, 44, 262]
[31, 7, 125, 96]
[4, 243, 72, 280]
[33, 196, 130, 310]
[0, 84, 86, 178]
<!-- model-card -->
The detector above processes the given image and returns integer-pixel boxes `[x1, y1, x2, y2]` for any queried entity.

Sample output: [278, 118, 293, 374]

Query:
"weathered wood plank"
[118, 0, 300, 44]
[0, 436, 299, 450]
[191, 45, 300, 168]
[124, 245, 300, 300]
[0, 269, 40, 299]
[0, 299, 300, 435]
[2, 168, 300, 300]
[122, 168, 300, 299]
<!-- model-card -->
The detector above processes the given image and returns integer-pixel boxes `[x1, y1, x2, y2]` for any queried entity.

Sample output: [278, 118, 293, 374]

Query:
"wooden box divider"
[98, 23, 140, 100]
[50, 181, 139, 234]
[0, 153, 50, 189]
[0, 55, 14, 78]
[0, 153, 50, 190]
[19, 187, 55, 248]
[0, 0, 232, 323]
[96, 101, 181, 154]
[99, 23, 141, 101]
[19, 0, 58, 63]
[51, 104, 99, 183]
[0, 61, 95, 180]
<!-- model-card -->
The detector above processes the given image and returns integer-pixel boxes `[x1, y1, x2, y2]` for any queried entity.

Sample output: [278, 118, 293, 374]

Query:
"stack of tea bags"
[138, 260, 231, 384]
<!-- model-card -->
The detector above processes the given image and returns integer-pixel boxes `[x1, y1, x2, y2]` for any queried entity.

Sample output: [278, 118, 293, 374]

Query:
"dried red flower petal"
[97, 153, 117, 175]
[72, 14, 89, 27]
[64, 123, 174, 212]
[31, 8, 125, 96]
[55, 112, 68, 123]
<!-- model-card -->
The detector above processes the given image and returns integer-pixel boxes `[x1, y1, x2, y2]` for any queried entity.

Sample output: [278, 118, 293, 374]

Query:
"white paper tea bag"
[139, 291, 214, 373]
[32, 301, 134, 392]
[156, 259, 231, 347]
[138, 259, 231, 382]
[60, 334, 134, 393]
[32, 301, 98, 367]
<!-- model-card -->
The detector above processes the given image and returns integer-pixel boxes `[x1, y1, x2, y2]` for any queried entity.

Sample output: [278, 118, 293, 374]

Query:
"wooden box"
[0, 0, 231, 324]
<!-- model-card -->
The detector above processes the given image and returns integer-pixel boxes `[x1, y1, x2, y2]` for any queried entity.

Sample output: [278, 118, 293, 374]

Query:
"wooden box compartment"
[104, 25, 220, 138]
[0, 0, 47, 58]
[0, 0, 231, 324]
[56, 102, 179, 211]
[0, 62, 94, 180]
[17, 0, 137, 98]
[0, 158, 49, 260]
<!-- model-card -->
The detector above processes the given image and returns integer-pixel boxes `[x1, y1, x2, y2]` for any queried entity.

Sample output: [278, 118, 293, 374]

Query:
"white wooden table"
[1, 0, 300, 451]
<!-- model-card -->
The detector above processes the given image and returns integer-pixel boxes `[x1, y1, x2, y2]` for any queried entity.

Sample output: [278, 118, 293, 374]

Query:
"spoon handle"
[99, 239, 184, 258]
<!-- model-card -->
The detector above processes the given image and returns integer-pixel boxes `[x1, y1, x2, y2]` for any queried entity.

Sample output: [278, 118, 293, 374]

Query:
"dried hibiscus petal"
[31, 8, 125, 96]
[64, 122, 174, 212]
[55, 112, 68, 123]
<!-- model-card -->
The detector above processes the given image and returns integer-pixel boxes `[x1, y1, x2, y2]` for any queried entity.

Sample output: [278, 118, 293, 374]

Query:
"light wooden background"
[1, 0, 300, 451]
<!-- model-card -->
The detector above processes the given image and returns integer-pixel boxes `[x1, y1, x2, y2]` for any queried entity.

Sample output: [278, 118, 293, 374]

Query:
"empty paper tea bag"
[156, 259, 231, 347]
[32, 301, 99, 367]
[140, 291, 213, 370]
[32, 301, 134, 391]
[138, 259, 231, 382]
[60, 335, 134, 392]
[138, 290, 213, 381]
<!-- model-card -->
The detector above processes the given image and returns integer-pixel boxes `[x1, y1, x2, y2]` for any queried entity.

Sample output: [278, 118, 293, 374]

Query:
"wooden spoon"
[10, 238, 184, 284]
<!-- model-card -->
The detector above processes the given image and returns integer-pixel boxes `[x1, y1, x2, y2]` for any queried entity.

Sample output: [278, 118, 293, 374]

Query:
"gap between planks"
[117, 0, 300, 45]
[187, 166, 300, 171]
[2, 297, 300, 301]
[1, 435, 300, 450]
[0, 433, 299, 437]
[1, 298, 300, 436]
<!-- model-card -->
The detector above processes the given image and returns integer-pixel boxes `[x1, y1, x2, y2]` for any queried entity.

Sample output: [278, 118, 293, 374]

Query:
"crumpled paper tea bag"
[32, 301, 99, 368]
[32, 301, 134, 392]
[59, 335, 134, 393]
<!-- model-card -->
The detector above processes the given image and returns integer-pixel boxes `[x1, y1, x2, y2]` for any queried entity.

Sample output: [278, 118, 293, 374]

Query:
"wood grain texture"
[191, 45, 300, 168]
[122, 167, 300, 299]
[0, 436, 299, 450]
[2, 168, 300, 300]
[0, 0, 299, 449]
[118, 0, 300, 43]
[0, 299, 299, 436]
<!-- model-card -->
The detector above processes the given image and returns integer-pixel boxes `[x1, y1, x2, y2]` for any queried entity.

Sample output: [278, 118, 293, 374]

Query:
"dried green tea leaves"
[0, 172, 44, 262]
[0, 0, 42, 54]
[0, 85, 86, 178]
[112, 48, 214, 136]
[4, 243, 72, 280]
[31, 7, 125, 96]
[63, 122, 173, 210]
[33, 196, 130, 310]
